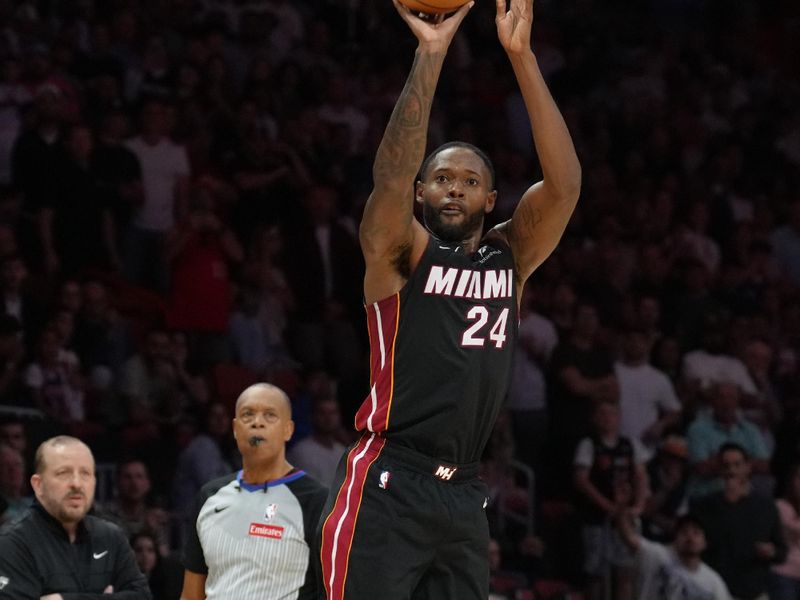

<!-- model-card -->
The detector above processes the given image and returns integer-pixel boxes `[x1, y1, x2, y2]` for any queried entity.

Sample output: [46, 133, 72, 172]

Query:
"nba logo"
[265, 503, 278, 522]
[379, 470, 391, 490]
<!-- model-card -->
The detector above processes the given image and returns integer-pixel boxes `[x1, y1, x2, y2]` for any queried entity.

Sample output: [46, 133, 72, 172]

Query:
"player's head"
[31, 436, 96, 526]
[416, 142, 497, 243]
[672, 514, 707, 559]
[233, 383, 294, 464]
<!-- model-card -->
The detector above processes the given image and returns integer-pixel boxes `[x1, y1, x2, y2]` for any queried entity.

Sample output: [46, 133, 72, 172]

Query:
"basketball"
[398, 0, 470, 15]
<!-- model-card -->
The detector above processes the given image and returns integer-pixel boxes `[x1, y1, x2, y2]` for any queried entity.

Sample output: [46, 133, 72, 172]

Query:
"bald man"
[181, 384, 327, 600]
[0, 436, 151, 599]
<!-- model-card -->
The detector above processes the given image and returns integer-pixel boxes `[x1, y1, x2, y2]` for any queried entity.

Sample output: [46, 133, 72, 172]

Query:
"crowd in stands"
[1, 0, 799, 598]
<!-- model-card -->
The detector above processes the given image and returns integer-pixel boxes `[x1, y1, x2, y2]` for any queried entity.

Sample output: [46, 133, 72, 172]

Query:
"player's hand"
[392, 0, 474, 52]
[496, 0, 533, 55]
[41, 595, 64, 600]
[104, 585, 114, 594]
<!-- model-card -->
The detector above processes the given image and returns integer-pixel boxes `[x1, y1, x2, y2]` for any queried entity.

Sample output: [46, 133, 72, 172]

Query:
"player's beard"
[423, 202, 485, 243]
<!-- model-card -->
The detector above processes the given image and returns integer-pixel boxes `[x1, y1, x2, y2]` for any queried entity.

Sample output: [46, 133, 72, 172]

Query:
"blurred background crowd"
[0, 0, 799, 598]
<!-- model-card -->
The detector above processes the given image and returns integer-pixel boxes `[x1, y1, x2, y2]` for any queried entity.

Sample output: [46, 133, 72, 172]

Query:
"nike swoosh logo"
[93, 551, 109, 559]
[214, 506, 229, 513]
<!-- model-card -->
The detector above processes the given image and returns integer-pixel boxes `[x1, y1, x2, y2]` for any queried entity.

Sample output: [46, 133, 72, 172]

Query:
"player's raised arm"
[360, 1, 473, 304]
[493, 0, 581, 289]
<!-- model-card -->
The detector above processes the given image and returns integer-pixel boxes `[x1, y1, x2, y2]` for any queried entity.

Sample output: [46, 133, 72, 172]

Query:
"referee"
[181, 383, 327, 600]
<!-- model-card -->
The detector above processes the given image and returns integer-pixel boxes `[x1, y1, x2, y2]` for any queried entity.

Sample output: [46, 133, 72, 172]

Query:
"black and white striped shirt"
[182, 470, 326, 600]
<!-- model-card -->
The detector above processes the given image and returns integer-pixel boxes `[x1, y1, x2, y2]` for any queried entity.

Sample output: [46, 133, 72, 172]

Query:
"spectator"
[773, 386, 800, 488]
[770, 199, 800, 288]
[771, 464, 800, 600]
[118, 328, 181, 425]
[10, 85, 69, 272]
[71, 279, 132, 394]
[92, 108, 143, 272]
[687, 381, 770, 498]
[616, 511, 731, 600]
[574, 399, 649, 600]
[180, 384, 326, 600]
[23, 326, 85, 424]
[642, 436, 690, 543]
[615, 323, 682, 459]
[692, 443, 786, 600]
[282, 182, 364, 379]
[0, 435, 152, 598]
[164, 181, 243, 367]
[681, 312, 757, 412]
[0, 313, 24, 402]
[102, 459, 170, 556]
[741, 337, 782, 451]
[0, 443, 31, 523]
[131, 530, 183, 600]
[40, 123, 117, 276]
[1, 254, 45, 347]
[171, 402, 238, 520]
[506, 282, 557, 473]
[287, 395, 346, 488]
[548, 300, 618, 494]
[124, 98, 191, 290]
[0, 415, 27, 456]
[0, 57, 31, 185]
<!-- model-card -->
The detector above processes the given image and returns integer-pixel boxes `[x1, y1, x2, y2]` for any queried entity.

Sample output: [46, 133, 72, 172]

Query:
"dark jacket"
[0, 501, 152, 599]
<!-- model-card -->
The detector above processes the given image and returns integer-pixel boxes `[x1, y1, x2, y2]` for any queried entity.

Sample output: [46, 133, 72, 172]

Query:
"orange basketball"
[398, 0, 470, 14]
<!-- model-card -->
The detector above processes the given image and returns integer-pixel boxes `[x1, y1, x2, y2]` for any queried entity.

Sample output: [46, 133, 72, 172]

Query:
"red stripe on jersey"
[354, 294, 399, 433]
[319, 433, 385, 600]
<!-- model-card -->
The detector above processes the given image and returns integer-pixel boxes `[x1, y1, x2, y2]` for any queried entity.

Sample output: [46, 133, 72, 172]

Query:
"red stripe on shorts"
[319, 433, 386, 600]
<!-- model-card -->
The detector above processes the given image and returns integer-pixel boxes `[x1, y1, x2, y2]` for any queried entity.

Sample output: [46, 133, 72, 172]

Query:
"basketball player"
[318, 0, 581, 598]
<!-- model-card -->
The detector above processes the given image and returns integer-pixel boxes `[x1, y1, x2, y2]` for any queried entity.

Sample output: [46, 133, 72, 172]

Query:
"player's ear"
[284, 420, 295, 442]
[484, 190, 497, 214]
[415, 180, 425, 205]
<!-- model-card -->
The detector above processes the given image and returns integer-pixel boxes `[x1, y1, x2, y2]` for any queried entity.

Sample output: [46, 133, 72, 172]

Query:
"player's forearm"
[507, 50, 581, 200]
[371, 47, 445, 190]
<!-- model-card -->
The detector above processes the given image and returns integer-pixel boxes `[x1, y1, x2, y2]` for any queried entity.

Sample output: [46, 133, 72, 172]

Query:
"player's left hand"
[496, 0, 533, 55]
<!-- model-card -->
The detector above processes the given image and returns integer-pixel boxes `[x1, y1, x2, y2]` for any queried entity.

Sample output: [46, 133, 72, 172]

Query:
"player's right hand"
[392, 0, 474, 52]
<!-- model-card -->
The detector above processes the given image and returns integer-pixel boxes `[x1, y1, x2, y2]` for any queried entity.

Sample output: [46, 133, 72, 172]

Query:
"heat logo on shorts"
[249, 523, 284, 539]
[434, 465, 457, 480]
[379, 470, 391, 489]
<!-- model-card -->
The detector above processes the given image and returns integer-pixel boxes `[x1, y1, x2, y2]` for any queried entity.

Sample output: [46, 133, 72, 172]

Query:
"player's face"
[233, 390, 294, 463]
[31, 443, 96, 526]
[417, 147, 496, 243]
[674, 523, 706, 557]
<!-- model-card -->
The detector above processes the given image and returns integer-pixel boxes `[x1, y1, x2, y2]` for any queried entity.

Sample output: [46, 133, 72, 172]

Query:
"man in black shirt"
[691, 443, 786, 600]
[0, 435, 151, 599]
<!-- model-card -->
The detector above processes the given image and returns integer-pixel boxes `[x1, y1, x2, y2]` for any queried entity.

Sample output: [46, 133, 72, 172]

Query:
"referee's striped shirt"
[183, 469, 327, 600]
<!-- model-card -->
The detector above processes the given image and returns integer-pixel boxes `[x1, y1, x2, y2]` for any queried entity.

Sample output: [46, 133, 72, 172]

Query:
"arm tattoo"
[513, 203, 542, 240]
[373, 51, 445, 185]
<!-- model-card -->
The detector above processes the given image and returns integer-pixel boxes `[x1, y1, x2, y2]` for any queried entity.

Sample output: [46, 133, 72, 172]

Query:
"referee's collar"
[235, 468, 306, 492]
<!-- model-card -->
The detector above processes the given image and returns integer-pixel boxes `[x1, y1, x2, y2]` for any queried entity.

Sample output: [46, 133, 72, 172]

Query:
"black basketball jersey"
[354, 234, 519, 463]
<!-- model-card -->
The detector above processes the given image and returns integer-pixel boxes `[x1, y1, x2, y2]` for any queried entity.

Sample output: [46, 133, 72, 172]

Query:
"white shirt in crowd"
[615, 361, 681, 456]
[125, 136, 190, 232]
[635, 538, 731, 600]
